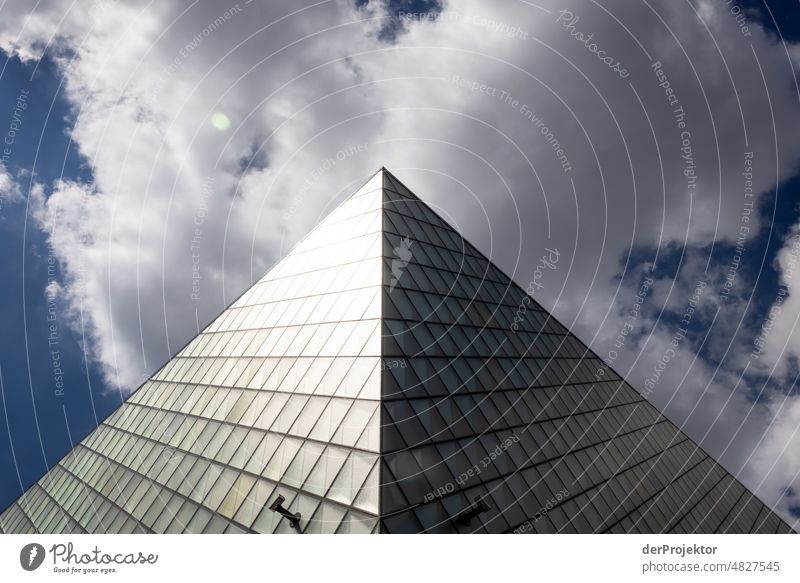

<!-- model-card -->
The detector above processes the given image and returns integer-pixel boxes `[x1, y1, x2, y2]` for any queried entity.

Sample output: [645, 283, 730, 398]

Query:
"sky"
[1, 0, 800, 526]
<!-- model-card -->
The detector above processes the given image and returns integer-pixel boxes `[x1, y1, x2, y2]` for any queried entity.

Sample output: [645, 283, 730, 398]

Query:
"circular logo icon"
[20, 543, 46, 571]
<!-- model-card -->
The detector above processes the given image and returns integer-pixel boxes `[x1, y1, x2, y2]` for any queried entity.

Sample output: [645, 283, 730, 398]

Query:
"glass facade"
[376, 171, 791, 534]
[0, 168, 792, 534]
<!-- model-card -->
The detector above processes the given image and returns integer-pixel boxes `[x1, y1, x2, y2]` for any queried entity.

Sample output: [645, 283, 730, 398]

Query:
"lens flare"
[211, 112, 230, 131]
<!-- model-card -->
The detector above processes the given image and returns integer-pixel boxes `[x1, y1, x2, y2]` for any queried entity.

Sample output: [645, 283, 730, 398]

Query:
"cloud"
[0, 163, 22, 205]
[43, 279, 62, 300]
[5, 0, 389, 392]
[1, 0, 800, 522]
[748, 223, 800, 378]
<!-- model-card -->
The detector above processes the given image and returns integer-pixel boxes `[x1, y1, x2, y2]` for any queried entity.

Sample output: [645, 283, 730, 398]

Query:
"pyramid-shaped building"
[0, 168, 793, 534]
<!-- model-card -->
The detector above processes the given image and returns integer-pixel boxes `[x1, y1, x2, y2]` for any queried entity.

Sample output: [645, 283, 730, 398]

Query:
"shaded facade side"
[375, 171, 793, 534]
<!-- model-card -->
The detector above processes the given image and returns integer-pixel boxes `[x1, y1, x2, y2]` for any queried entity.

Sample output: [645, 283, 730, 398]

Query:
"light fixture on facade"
[268, 494, 302, 533]
[457, 495, 491, 526]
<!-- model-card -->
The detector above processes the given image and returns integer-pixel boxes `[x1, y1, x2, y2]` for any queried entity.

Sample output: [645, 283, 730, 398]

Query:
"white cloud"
[2, 0, 800, 522]
[0, 163, 22, 205]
